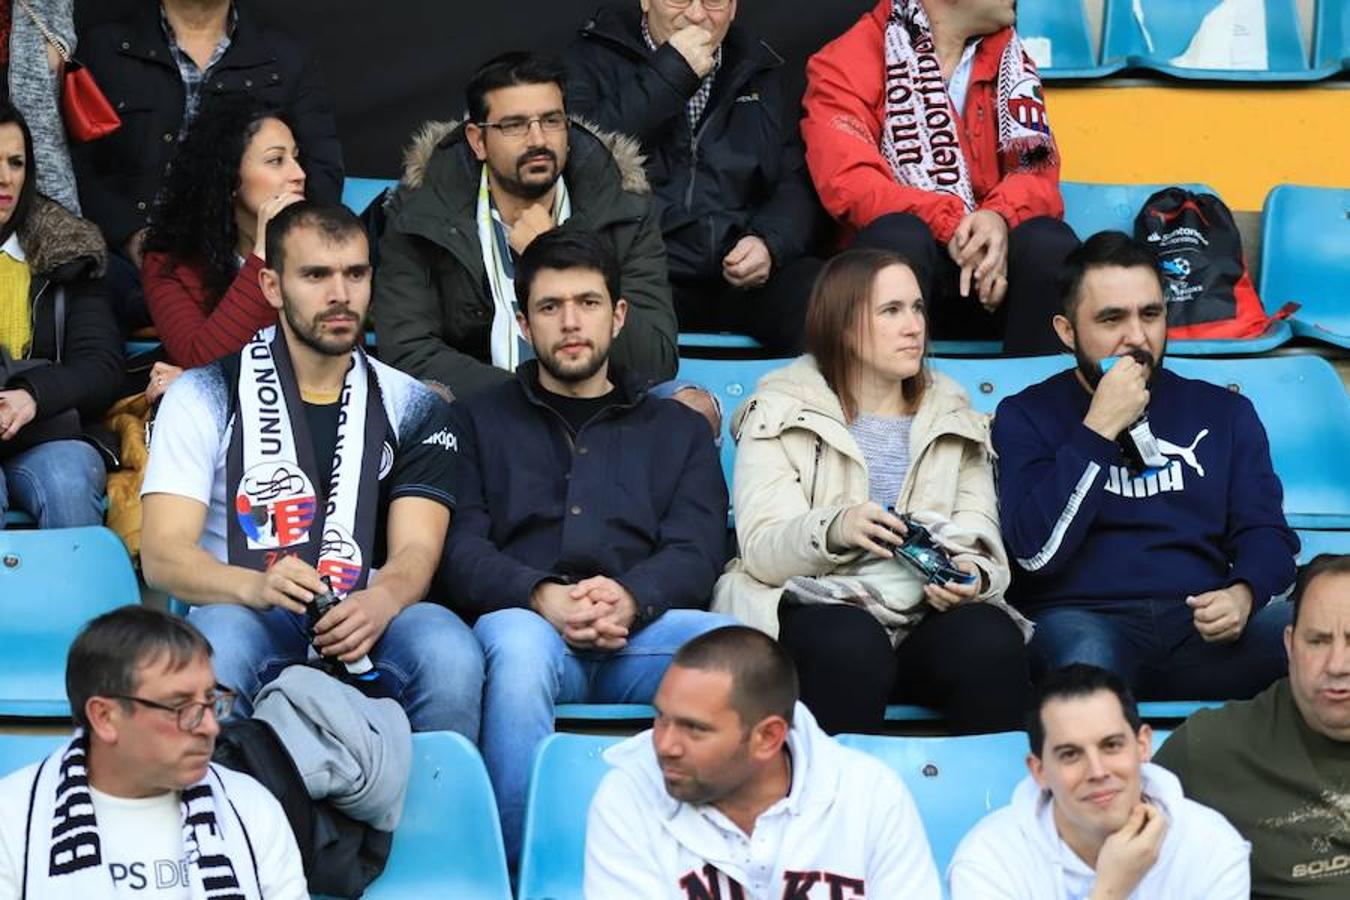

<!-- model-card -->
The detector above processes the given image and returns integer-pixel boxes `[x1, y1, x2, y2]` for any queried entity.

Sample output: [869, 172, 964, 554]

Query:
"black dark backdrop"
[76, 0, 878, 178]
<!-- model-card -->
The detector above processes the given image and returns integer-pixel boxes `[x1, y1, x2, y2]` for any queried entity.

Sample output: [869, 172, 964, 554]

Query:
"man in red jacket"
[802, 0, 1077, 354]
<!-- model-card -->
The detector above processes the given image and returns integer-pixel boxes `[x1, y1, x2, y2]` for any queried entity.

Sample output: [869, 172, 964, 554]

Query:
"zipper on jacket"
[24, 279, 52, 360]
[808, 436, 823, 506]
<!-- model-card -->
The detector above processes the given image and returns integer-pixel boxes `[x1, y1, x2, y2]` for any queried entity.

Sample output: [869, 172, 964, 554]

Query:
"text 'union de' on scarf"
[881, 0, 1056, 211]
[226, 326, 389, 597]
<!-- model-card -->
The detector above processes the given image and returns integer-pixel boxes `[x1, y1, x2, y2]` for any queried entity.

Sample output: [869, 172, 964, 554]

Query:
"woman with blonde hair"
[714, 248, 1029, 733]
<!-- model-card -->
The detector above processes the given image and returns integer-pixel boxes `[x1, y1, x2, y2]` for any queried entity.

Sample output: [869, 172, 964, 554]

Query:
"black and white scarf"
[18, 733, 261, 899]
[881, 0, 1055, 211]
[226, 326, 388, 596]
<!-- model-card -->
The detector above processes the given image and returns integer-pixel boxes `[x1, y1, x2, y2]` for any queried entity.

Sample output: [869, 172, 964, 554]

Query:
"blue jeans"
[0, 439, 105, 528]
[189, 601, 485, 737]
[1030, 596, 1292, 700]
[475, 607, 734, 864]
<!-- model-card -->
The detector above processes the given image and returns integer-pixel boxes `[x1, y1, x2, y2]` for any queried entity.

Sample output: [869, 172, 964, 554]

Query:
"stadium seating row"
[0, 726, 1182, 900]
[341, 179, 1348, 357]
[514, 729, 1177, 900]
[1019, 0, 1347, 81]
[678, 353, 1350, 530]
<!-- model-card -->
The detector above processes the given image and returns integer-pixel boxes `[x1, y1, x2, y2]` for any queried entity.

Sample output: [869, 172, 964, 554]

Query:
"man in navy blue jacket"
[439, 226, 731, 865]
[992, 231, 1298, 701]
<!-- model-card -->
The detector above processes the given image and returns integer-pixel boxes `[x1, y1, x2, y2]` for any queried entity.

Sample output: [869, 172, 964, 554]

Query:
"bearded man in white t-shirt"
[0, 606, 305, 900]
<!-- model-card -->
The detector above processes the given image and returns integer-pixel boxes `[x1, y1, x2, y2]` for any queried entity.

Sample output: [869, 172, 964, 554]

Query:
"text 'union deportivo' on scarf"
[881, 0, 1055, 211]
[227, 326, 389, 596]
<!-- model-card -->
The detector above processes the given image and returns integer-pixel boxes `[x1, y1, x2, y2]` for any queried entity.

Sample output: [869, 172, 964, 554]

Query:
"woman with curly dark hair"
[142, 97, 306, 385]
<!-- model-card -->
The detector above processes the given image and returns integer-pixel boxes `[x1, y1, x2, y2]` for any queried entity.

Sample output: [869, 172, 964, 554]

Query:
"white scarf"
[881, 0, 1055, 212]
[17, 733, 261, 900]
[476, 167, 572, 371]
[228, 326, 383, 596]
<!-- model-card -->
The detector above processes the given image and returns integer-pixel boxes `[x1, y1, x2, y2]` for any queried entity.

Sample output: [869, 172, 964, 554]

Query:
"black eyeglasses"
[107, 688, 236, 731]
[476, 111, 569, 138]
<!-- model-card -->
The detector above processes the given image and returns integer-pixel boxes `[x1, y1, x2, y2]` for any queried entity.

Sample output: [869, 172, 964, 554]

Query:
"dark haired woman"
[0, 100, 120, 527]
[714, 248, 1030, 734]
[142, 99, 305, 390]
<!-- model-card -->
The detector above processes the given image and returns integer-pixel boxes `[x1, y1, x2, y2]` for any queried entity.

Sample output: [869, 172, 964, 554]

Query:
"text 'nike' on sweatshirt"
[992, 368, 1298, 608]
[583, 702, 942, 899]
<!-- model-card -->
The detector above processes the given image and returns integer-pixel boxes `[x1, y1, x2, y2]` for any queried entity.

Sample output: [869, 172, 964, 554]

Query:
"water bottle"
[308, 576, 381, 687]
[1100, 354, 1168, 473]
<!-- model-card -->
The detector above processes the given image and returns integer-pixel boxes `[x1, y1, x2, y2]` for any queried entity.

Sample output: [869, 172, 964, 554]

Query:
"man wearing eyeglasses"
[564, 1, 825, 355]
[374, 51, 678, 401]
[0, 606, 307, 898]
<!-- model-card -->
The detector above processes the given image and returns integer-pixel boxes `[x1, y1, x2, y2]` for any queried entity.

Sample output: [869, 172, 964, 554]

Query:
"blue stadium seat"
[676, 355, 791, 495]
[553, 702, 945, 724]
[1313, 0, 1350, 70]
[1258, 185, 1350, 349]
[1015, 0, 1124, 78]
[124, 339, 162, 357]
[1059, 180, 1293, 354]
[1167, 356, 1350, 529]
[1102, 0, 1332, 81]
[341, 177, 397, 215]
[1061, 181, 1216, 242]
[930, 354, 1070, 415]
[937, 354, 1350, 529]
[3, 509, 35, 527]
[1296, 528, 1350, 563]
[0, 527, 140, 718]
[518, 733, 620, 900]
[359, 731, 511, 900]
[836, 731, 1028, 874]
[0, 731, 64, 776]
[678, 332, 766, 352]
[0, 731, 511, 900]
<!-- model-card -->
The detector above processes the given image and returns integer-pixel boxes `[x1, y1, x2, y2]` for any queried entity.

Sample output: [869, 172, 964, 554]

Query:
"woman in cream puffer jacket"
[713, 249, 1030, 735]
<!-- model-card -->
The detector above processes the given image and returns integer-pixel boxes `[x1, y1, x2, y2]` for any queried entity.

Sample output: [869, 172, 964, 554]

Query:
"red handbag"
[16, 0, 121, 143]
[59, 60, 122, 142]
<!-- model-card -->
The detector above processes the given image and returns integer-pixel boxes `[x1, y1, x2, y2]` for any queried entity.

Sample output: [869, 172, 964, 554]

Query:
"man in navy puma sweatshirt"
[992, 232, 1298, 700]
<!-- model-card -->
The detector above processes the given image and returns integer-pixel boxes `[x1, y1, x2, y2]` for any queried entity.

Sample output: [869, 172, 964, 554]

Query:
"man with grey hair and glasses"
[0, 606, 306, 898]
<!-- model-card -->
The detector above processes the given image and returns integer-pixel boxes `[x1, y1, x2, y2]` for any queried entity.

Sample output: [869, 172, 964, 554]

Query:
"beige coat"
[713, 356, 1011, 637]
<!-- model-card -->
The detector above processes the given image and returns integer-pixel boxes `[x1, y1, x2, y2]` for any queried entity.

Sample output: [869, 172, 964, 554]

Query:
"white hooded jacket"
[584, 702, 941, 899]
[948, 762, 1249, 899]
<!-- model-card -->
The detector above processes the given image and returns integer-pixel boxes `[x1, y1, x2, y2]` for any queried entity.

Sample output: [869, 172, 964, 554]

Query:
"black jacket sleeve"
[565, 39, 702, 147]
[747, 110, 820, 267]
[284, 45, 344, 205]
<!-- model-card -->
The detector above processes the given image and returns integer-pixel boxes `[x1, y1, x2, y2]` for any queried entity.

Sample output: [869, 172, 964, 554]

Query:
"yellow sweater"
[0, 252, 32, 358]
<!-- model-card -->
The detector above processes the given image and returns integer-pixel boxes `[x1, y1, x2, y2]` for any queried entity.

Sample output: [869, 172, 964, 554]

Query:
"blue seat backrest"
[518, 733, 622, 900]
[0, 732, 65, 778]
[1104, 0, 1307, 71]
[677, 355, 792, 495]
[1014, 0, 1099, 71]
[341, 177, 397, 215]
[0, 732, 511, 900]
[1295, 529, 1350, 564]
[1166, 356, 1350, 527]
[362, 731, 511, 899]
[1258, 185, 1350, 323]
[930, 355, 1070, 415]
[1060, 181, 1217, 241]
[0, 527, 141, 718]
[837, 731, 1029, 875]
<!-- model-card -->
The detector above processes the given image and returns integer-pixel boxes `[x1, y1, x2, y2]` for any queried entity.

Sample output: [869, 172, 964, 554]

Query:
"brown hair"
[804, 248, 927, 421]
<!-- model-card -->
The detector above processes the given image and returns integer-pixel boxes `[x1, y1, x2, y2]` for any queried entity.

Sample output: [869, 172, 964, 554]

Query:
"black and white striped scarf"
[18, 733, 262, 899]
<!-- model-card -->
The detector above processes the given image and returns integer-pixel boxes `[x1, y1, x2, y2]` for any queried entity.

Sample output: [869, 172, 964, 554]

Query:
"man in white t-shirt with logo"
[0, 606, 305, 899]
[139, 202, 484, 737]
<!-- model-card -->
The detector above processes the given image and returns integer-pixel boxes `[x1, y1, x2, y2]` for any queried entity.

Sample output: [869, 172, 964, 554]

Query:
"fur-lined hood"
[398, 115, 650, 195]
[18, 196, 107, 279]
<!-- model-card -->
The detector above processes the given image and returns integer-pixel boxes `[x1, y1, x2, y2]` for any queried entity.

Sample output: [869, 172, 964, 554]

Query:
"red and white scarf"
[880, 0, 1054, 211]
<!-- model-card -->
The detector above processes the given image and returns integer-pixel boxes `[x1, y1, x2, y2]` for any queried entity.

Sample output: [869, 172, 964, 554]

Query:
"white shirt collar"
[1, 232, 25, 262]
